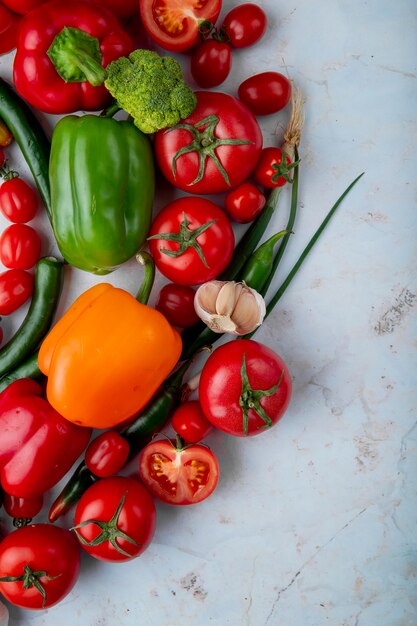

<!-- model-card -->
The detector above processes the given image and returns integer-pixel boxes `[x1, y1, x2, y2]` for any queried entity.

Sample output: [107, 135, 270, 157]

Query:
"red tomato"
[0, 268, 33, 315]
[224, 182, 266, 223]
[191, 40, 232, 88]
[3, 494, 44, 525]
[73, 476, 156, 562]
[85, 430, 130, 478]
[171, 401, 213, 443]
[139, 0, 221, 52]
[0, 4, 21, 55]
[253, 147, 295, 189]
[222, 3, 267, 48]
[148, 196, 234, 286]
[154, 91, 263, 195]
[138, 437, 219, 505]
[238, 71, 292, 116]
[0, 224, 41, 269]
[0, 524, 80, 609]
[199, 339, 292, 437]
[155, 283, 199, 328]
[0, 177, 37, 223]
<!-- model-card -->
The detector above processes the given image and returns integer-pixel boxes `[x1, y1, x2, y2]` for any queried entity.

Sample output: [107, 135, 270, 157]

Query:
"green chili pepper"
[0, 353, 42, 394]
[49, 114, 155, 275]
[241, 230, 290, 292]
[48, 357, 194, 522]
[0, 257, 63, 379]
[0, 78, 51, 219]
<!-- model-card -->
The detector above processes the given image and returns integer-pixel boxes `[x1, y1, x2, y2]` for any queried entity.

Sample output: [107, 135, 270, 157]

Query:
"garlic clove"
[232, 288, 266, 334]
[215, 281, 240, 316]
[195, 280, 224, 314]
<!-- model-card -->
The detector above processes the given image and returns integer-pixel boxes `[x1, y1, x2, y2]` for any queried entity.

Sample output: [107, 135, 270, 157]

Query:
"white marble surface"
[0, 0, 416, 624]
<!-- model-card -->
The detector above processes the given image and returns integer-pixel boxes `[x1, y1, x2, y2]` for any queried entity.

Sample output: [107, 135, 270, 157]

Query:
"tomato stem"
[0, 564, 60, 608]
[70, 492, 140, 559]
[167, 114, 252, 187]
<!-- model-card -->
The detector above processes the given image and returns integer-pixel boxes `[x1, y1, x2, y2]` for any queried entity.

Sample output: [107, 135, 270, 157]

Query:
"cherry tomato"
[3, 494, 43, 526]
[253, 147, 295, 189]
[138, 437, 219, 505]
[0, 268, 33, 315]
[222, 3, 267, 48]
[85, 430, 130, 478]
[191, 40, 232, 88]
[224, 182, 266, 223]
[0, 224, 41, 270]
[199, 339, 292, 437]
[148, 196, 234, 286]
[0, 4, 21, 55]
[0, 177, 37, 223]
[154, 91, 263, 195]
[139, 0, 221, 52]
[238, 71, 292, 116]
[73, 476, 156, 562]
[155, 283, 199, 328]
[171, 401, 213, 443]
[0, 524, 80, 609]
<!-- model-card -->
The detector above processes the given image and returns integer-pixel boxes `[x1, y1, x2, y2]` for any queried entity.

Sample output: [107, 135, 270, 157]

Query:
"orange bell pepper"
[38, 283, 182, 429]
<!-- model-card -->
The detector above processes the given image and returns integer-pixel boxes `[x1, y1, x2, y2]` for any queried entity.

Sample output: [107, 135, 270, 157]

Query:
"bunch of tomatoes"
[0, 0, 298, 613]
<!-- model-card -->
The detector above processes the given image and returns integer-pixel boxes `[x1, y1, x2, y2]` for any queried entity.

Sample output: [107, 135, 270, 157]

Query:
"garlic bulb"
[194, 280, 266, 335]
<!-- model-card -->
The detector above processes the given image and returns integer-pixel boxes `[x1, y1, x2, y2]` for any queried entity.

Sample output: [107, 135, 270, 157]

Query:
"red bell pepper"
[0, 2, 21, 56]
[1, 0, 45, 15]
[13, 0, 133, 114]
[0, 378, 91, 498]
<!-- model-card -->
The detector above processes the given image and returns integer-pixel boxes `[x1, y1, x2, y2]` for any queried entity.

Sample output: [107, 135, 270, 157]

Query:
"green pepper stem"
[47, 26, 106, 86]
[135, 252, 155, 305]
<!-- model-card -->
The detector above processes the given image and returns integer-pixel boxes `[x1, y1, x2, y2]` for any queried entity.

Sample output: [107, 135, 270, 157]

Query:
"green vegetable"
[49, 115, 154, 275]
[0, 78, 51, 219]
[0, 353, 42, 394]
[48, 357, 194, 521]
[241, 230, 290, 292]
[104, 49, 197, 134]
[0, 257, 63, 380]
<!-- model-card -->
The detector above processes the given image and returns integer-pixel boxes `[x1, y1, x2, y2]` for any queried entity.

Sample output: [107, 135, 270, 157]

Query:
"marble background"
[0, 0, 416, 624]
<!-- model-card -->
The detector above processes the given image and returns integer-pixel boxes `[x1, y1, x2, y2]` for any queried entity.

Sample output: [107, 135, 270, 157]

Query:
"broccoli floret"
[104, 49, 197, 134]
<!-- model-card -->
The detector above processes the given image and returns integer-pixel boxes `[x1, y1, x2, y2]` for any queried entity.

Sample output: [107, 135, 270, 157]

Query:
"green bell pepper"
[49, 115, 154, 274]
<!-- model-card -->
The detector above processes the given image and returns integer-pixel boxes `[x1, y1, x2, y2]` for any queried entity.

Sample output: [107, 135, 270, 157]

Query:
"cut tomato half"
[139, 0, 222, 52]
[138, 438, 219, 505]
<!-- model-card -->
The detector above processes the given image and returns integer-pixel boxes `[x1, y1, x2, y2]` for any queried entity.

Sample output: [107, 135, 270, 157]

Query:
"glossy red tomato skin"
[191, 40, 232, 88]
[224, 182, 266, 223]
[85, 431, 130, 478]
[222, 3, 267, 48]
[0, 178, 37, 223]
[139, 0, 221, 52]
[199, 340, 292, 437]
[0, 224, 41, 269]
[154, 91, 263, 195]
[0, 524, 80, 609]
[73, 477, 156, 562]
[253, 147, 292, 189]
[155, 283, 199, 328]
[3, 493, 43, 520]
[171, 401, 213, 443]
[0, 269, 34, 315]
[138, 439, 219, 505]
[148, 196, 234, 286]
[238, 72, 292, 116]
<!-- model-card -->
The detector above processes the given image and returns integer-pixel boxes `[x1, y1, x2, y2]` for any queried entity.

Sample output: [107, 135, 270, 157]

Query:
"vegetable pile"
[0, 0, 363, 614]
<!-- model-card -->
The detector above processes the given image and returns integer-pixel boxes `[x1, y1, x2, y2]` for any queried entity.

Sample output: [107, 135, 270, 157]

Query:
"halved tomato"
[139, 0, 222, 52]
[138, 437, 219, 505]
